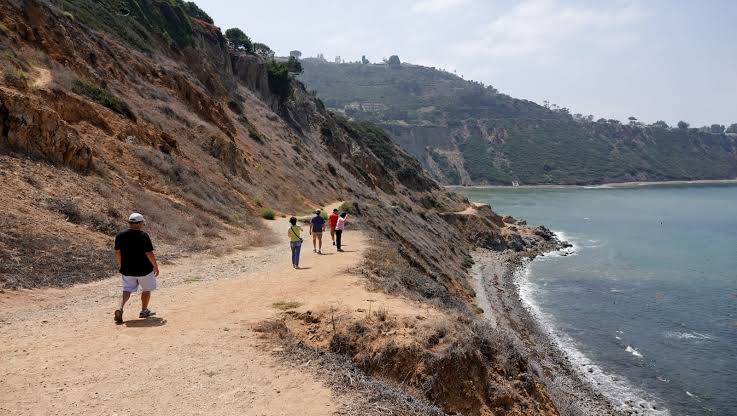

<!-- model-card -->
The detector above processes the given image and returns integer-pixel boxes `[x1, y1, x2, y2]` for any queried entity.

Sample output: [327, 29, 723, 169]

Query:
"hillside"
[299, 59, 737, 185]
[0, 1, 592, 415]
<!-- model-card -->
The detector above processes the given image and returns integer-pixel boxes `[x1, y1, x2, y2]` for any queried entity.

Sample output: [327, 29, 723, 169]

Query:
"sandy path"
[0, 206, 380, 416]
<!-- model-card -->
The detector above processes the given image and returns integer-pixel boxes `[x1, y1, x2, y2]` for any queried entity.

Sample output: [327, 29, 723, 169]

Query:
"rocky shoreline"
[472, 248, 630, 416]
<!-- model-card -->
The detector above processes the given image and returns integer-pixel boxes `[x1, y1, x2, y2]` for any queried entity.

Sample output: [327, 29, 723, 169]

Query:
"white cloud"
[458, 0, 646, 58]
[413, 0, 469, 14]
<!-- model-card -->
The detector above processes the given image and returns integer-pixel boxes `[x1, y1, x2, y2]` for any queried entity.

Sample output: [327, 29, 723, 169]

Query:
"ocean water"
[461, 184, 737, 416]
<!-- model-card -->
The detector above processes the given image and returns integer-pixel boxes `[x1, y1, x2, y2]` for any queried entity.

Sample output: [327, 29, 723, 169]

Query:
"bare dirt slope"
[0, 207, 437, 416]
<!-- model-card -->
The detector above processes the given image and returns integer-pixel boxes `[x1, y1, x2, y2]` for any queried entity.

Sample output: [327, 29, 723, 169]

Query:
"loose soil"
[0, 203, 440, 416]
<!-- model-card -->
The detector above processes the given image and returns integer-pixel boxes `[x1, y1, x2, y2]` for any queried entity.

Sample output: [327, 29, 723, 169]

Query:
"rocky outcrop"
[0, 87, 92, 171]
[231, 54, 275, 108]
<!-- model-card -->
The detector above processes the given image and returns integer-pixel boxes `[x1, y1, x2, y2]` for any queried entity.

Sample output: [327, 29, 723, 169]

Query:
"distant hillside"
[299, 59, 737, 185]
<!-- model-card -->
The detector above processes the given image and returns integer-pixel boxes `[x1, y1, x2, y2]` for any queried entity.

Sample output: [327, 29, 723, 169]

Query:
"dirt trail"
[455, 202, 486, 216]
[0, 203, 415, 416]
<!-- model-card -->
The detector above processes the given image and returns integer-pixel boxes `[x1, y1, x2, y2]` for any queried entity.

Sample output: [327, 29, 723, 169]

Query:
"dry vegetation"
[0, 1, 577, 414]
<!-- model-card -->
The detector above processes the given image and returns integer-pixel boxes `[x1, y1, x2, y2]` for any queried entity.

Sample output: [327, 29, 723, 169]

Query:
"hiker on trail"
[288, 216, 303, 269]
[335, 212, 348, 252]
[113, 213, 159, 324]
[328, 208, 339, 246]
[309, 210, 326, 254]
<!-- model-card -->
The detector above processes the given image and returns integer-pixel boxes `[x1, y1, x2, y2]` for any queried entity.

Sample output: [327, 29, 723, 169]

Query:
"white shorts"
[121, 272, 157, 293]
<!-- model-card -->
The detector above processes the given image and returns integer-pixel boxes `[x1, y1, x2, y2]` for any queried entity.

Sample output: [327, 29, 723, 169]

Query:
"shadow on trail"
[124, 317, 167, 328]
[296, 267, 312, 270]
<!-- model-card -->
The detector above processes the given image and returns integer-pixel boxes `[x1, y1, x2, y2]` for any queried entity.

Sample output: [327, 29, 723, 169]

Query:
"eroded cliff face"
[0, 0, 459, 286]
[0, 1, 561, 414]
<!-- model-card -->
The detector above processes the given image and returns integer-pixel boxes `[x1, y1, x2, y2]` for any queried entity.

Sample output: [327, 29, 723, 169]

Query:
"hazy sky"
[196, 0, 737, 126]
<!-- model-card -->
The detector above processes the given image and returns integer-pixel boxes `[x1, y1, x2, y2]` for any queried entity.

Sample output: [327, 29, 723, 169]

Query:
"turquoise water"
[462, 184, 737, 416]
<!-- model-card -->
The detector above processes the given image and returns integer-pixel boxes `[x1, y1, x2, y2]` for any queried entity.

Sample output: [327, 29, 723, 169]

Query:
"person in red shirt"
[328, 208, 339, 246]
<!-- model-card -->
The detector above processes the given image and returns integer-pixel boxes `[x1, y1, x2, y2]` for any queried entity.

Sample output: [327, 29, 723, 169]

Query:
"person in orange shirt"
[328, 208, 339, 246]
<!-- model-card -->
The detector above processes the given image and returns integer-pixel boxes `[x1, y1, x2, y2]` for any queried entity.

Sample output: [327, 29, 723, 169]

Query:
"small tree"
[253, 42, 274, 59]
[726, 123, 737, 134]
[710, 124, 725, 134]
[387, 55, 401, 67]
[361, 55, 369, 64]
[677, 120, 690, 130]
[225, 28, 253, 53]
[652, 120, 669, 129]
[289, 50, 302, 59]
[286, 56, 303, 74]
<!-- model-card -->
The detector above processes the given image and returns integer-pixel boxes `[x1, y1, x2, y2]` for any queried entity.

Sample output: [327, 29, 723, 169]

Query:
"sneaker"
[313, 248, 317, 253]
[114, 309, 123, 324]
[332, 241, 336, 246]
[318, 250, 322, 254]
[139, 309, 156, 318]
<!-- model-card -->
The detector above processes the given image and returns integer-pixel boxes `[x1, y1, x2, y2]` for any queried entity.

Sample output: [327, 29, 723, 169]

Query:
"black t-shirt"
[114, 229, 154, 276]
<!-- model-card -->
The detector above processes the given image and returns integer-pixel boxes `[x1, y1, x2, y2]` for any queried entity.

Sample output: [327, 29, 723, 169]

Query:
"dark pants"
[335, 230, 343, 250]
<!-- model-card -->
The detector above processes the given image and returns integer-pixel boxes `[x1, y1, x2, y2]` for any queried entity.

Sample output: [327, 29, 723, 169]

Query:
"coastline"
[472, 248, 668, 416]
[448, 178, 737, 190]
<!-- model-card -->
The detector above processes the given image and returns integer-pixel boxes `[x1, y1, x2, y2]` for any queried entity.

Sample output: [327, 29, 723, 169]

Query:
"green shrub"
[248, 126, 264, 144]
[338, 201, 359, 215]
[72, 80, 134, 119]
[180, 1, 213, 23]
[267, 59, 291, 99]
[224, 28, 252, 52]
[62, 0, 196, 51]
[260, 208, 275, 220]
[47, 198, 82, 224]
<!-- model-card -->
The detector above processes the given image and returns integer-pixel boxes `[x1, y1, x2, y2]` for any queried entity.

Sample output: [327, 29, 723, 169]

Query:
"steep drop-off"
[299, 59, 737, 185]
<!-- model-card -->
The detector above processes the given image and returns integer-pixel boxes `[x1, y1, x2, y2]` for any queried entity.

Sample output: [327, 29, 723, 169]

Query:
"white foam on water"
[543, 230, 577, 257]
[515, 253, 669, 415]
[626, 345, 644, 358]
[663, 331, 715, 341]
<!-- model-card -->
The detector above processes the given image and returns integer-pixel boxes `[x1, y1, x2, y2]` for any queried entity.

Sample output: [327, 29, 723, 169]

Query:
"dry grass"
[272, 301, 303, 311]
[254, 318, 449, 416]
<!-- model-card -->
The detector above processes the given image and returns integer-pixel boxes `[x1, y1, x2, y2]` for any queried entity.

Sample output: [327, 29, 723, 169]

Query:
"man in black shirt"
[113, 213, 160, 324]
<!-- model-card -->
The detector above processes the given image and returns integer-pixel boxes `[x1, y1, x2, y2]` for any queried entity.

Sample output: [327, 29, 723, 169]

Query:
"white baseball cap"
[128, 213, 145, 223]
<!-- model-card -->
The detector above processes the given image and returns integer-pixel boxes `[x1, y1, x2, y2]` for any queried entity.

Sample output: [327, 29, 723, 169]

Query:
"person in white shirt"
[335, 212, 348, 252]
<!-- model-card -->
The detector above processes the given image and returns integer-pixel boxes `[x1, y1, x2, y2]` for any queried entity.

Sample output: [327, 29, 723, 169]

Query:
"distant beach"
[448, 178, 737, 190]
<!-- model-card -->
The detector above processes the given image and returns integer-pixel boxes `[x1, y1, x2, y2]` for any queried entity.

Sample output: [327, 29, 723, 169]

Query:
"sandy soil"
[0, 204, 424, 416]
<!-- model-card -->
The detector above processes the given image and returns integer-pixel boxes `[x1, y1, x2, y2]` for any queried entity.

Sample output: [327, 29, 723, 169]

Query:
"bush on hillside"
[72, 80, 134, 119]
[253, 42, 274, 59]
[266, 59, 291, 99]
[179, 1, 213, 23]
[338, 201, 360, 215]
[225, 28, 253, 53]
[286, 56, 303, 74]
[62, 0, 196, 50]
[260, 208, 276, 220]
